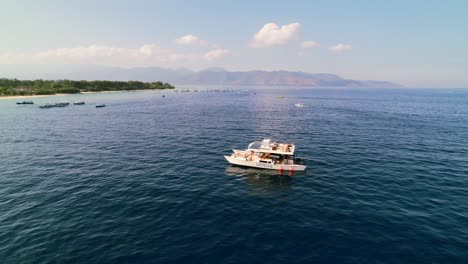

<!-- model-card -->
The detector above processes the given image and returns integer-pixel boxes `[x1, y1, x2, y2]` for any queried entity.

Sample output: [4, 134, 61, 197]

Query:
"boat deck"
[225, 139, 306, 171]
[247, 139, 295, 155]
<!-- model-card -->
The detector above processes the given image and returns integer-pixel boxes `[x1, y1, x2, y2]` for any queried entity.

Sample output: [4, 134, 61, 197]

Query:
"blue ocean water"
[1, 87, 467, 263]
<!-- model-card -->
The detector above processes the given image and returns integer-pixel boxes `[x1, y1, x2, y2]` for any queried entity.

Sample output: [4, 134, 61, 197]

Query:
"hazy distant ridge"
[1, 66, 402, 88]
[178, 69, 402, 87]
[88, 67, 402, 88]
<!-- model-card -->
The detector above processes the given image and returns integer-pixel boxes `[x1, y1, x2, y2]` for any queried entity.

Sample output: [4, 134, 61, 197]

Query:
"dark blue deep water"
[1, 87, 468, 263]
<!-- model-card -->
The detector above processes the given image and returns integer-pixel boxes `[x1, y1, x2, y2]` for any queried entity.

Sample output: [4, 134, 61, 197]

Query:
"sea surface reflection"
[1, 87, 468, 263]
[225, 166, 308, 197]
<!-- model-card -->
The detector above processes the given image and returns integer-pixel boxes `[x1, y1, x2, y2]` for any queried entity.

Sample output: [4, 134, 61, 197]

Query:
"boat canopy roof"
[248, 141, 262, 150]
[247, 138, 295, 155]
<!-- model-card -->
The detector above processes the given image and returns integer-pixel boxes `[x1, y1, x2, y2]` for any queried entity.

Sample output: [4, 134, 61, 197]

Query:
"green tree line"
[0, 79, 175, 96]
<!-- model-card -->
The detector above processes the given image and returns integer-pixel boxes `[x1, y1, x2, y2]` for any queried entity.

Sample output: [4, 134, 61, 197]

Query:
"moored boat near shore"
[16, 101, 34, 104]
[54, 102, 70, 107]
[224, 139, 306, 171]
[39, 102, 70, 109]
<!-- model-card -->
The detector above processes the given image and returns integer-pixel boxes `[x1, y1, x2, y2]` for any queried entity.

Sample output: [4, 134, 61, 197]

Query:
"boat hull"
[224, 156, 306, 171]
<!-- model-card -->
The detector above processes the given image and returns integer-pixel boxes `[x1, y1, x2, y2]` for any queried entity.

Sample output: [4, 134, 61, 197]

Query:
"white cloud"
[0, 44, 231, 67]
[175, 34, 207, 46]
[0, 53, 12, 63]
[300, 41, 320, 49]
[204, 49, 231, 60]
[30, 44, 192, 66]
[0, 52, 28, 64]
[328, 43, 352, 52]
[250, 22, 301, 48]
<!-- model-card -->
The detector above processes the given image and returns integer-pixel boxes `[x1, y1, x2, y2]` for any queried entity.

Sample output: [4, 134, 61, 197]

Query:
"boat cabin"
[247, 139, 295, 155]
[244, 139, 304, 165]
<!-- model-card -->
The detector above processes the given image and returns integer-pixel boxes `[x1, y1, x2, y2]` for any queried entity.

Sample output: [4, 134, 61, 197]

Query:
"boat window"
[249, 141, 262, 150]
[260, 139, 271, 149]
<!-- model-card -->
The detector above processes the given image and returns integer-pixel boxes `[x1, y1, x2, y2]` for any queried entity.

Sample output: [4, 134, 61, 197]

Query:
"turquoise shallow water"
[1, 87, 468, 263]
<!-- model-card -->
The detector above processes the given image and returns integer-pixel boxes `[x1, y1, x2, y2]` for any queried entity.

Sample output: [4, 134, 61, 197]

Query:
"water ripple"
[1, 88, 468, 263]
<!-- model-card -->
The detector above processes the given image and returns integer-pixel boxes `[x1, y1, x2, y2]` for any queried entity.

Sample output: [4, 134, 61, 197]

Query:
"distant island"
[167, 68, 403, 88]
[27, 66, 402, 88]
[0, 67, 403, 93]
[0, 79, 175, 96]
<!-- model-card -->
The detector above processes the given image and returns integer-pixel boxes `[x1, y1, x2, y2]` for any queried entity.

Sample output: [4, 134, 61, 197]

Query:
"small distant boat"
[276, 96, 285, 99]
[96, 104, 106, 108]
[39, 102, 70, 109]
[73, 101, 85, 105]
[295, 103, 305, 108]
[39, 104, 53, 109]
[54, 102, 70, 107]
[16, 101, 34, 104]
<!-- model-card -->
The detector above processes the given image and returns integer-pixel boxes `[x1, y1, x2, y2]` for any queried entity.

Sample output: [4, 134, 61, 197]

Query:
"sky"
[0, 0, 467, 87]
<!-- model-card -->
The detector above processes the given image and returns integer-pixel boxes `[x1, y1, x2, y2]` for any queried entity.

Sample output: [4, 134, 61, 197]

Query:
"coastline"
[0, 94, 67, 100]
[0, 89, 164, 100]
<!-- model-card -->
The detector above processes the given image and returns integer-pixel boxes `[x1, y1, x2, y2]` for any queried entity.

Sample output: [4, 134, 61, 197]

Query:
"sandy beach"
[0, 94, 69, 100]
[0, 91, 122, 100]
[0, 89, 170, 100]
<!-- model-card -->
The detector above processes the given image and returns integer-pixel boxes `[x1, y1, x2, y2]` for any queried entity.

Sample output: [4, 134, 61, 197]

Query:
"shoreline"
[0, 94, 68, 100]
[0, 89, 169, 100]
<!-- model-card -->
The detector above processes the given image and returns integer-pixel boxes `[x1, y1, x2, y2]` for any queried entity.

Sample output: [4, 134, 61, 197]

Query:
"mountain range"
[1, 66, 402, 88]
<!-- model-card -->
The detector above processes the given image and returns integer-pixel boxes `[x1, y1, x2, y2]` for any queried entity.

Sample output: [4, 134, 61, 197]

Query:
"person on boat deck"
[245, 151, 254, 161]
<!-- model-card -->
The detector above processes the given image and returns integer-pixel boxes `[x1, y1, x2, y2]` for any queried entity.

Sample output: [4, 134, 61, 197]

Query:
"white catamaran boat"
[224, 139, 307, 171]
